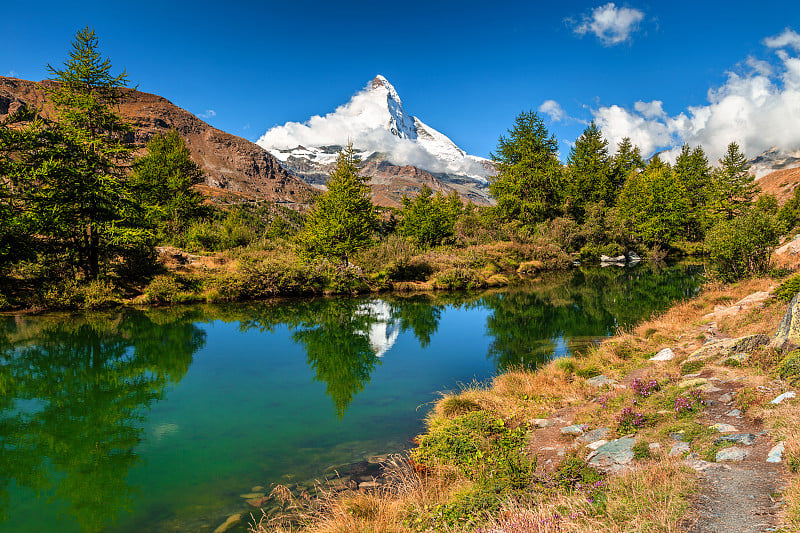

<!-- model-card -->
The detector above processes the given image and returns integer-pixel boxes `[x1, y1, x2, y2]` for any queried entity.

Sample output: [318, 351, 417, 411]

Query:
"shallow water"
[0, 263, 703, 532]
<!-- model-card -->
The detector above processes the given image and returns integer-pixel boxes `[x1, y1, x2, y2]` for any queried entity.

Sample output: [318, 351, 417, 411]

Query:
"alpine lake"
[0, 262, 705, 532]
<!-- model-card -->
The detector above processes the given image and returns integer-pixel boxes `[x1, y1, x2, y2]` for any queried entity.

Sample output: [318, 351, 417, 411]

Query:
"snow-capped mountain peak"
[256, 75, 493, 181]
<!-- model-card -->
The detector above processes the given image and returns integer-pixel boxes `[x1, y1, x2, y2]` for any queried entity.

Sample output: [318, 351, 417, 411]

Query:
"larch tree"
[489, 111, 564, 228]
[708, 142, 757, 222]
[566, 122, 614, 221]
[673, 144, 711, 241]
[297, 143, 377, 265]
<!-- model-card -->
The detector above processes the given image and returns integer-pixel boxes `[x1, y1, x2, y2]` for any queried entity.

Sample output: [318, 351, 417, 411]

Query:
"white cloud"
[764, 28, 800, 51]
[539, 99, 567, 122]
[569, 3, 645, 46]
[6, 70, 18, 77]
[593, 29, 800, 165]
[199, 109, 216, 119]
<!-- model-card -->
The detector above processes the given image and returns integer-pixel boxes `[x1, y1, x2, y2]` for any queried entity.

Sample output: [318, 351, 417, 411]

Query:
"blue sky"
[3, 1, 799, 162]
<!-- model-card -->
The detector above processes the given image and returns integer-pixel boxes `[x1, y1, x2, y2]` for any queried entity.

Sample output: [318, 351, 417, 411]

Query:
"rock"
[710, 423, 738, 433]
[725, 409, 742, 417]
[771, 391, 796, 404]
[678, 378, 708, 388]
[627, 250, 641, 262]
[649, 442, 661, 450]
[576, 427, 611, 445]
[239, 492, 266, 499]
[586, 375, 617, 387]
[718, 393, 733, 403]
[715, 433, 756, 446]
[767, 442, 785, 463]
[600, 254, 627, 264]
[698, 383, 722, 393]
[724, 352, 750, 365]
[726, 334, 770, 354]
[251, 485, 265, 492]
[716, 447, 748, 462]
[587, 440, 608, 450]
[650, 348, 675, 361]
[588, 437, 636, 472]
[358, 481, 379, 490]
[246, 497, 267, 507]
[561, 424, 587, 436]
[213, 514, 242, 533]
[773, 293, 800, 351]
[531, 418, 553, 428]
[669, 431, 687, 441]
[367, 454, 390, 464]
[669, 442, 691, 456]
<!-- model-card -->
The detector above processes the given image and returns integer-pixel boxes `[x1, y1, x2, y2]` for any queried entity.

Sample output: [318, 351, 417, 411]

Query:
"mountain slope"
[258, 75, 495, 208]
[0, 76, 316, 207]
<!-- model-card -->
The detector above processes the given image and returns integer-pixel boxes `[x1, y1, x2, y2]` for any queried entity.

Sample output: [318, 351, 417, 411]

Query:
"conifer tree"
[399, 185, 462, 247]
[21, 27, 148, 279]
[673, 144, 711, 240]
[297, 143, 376, 265]
[131, 130, 206, 237]
[611, 137, 645, 187]
[708, 142, 757, 222]
[489, 111, 564, 227]
[566, 122, 614, 221]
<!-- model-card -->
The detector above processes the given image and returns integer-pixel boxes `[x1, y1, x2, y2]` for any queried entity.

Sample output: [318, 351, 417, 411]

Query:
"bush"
[775, 273, 800, 302]
[145, 275, 188, 304]
[552, 455, 603, 490]
[439, 396, 482, 418]
[704, 210, 779, 282]
[778, 350, 800, 383]
[80, 279, 118, 309]
[616, 407, 648, 433]
[632, 439, 652, 460]
[432, 267, 485, 290]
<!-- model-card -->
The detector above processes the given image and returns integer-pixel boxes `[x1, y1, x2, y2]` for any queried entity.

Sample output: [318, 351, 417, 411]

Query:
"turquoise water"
[0, 263, 704, 532]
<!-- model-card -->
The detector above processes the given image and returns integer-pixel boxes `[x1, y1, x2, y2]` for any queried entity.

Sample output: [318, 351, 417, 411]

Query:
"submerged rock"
[213, 514, 242, 533]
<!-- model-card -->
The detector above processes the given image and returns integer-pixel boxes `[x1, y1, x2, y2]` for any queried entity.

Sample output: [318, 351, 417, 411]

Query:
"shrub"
[631, 378, 660, 397]
[432, 267, 485, 290]
[439, 396, 482, 418]
[552, 455, 603, 490]
[673, 390, 705, 418]
[704, 210, 779, 282]
[775, 273, 800, 302]
[145, 275, 187, 304]
[80, 279, 118, 309]
[778, 350, 800, 383]
[632, 439, 652, 460]
[616, 407, 648, 433]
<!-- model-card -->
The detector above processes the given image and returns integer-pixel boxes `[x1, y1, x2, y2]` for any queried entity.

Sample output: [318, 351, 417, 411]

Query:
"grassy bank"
[245, 275, 800, 533]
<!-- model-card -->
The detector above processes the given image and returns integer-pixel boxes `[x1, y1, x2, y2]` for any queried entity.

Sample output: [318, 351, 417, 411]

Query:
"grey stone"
[588, 437, 636, 471]
[716, 447, 748, 462]
[627, 251, 641, 262]
[771, 391, 796, 404]
[561, 424, 586, 436]
[649, 442, 661, 450]
[650, 348, 676, 361]
[767, 442, 785, 463]
[710, 423, 738, 433]
[715, 433, 756, 446]
[773, 293, 800, 351]
[698, 383, 722, 393]
[586, 375, 617, 387]
[531, 418, 553, 428]
[576, 427, 611, 445]
[718, 393, 733, 403]
[600, 254, 626, 264]
[587, 440, 608, 450]
[725, 409, 742, 417]
[669, 442, 691, 456]
[726, 334, 770, 354]
[669, 431, 687, 441]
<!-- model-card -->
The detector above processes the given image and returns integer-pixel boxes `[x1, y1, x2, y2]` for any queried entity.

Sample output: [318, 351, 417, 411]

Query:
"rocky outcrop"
[773, 293, 800, 351]
[0, 76, 317, 207]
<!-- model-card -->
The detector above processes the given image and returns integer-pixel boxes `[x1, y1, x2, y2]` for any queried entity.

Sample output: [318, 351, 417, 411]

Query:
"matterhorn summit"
[256, 76, 494, 206]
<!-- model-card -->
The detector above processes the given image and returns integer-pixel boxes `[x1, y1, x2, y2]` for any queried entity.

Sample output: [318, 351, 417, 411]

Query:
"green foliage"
[489, 111, 564, 227]
[778, 350, 800, 383]
[145, 274, 194, 304]
[707, 142, 758, 223]
[673, 144, 712, 241]
[297, 143, 377, 265]
[552, 455, 603, 490]
[617, 162, 689, 247]
[439, 396, 482, 418]
[611, 137, 645, 186]
[632, 439, 652, 460]
[566, 122, 614, 221]
[398, 185, 463, 247]
[681, 360, 705, 375]
[432, 267, 485, 290]
[775, 273, 800, 302]
[131, 130, 207, 237]
[704, 209, 779, 282]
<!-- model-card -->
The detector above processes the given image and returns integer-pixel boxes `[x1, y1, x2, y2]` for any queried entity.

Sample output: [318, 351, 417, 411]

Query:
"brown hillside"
[0, 76, 317, 208]
[757, 167, 800, 204]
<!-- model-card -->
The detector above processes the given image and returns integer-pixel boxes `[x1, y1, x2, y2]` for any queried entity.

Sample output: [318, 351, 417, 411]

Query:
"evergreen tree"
[21, 27, 148, 279]
[611, 137, 645, 187]
[673, 144, 711, 241]
[566, 122, 614, 221]
[131, 130, 206, 237]
[398, 185, 462, 247]
[297, 143, 377, 265]
[708, 142, 757, 222]
[616, 163, 688, 247]
[489, 111, 564, 227]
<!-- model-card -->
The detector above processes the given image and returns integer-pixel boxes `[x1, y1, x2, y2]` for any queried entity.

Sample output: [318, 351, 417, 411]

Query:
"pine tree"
[566, 122, 614, 221]
[673, 144, 711, 240]
[708, 142, 757, 222]
[131, 130, 206, 237]
[21, 27, 148, 279]
[399, 185, 462, 247]
[297, 143, 377, 265]
[489, 111, 564, 227]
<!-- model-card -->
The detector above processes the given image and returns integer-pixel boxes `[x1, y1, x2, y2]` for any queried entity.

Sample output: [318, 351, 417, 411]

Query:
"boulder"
[669, 442, 691, 456]
[773, 293, 800, 351]
[716, 447, 748, 462]
[587, 437, 636, 472]
[586, 375, 617, 387]
[531, 418, 553, 428]
[767, 442, 785, 463]
[715, 433, 756, 446]
[627, 250, 641, 262]
[771, 391, 796, 404]
[576, 427, 611, 445]
[600, 254, 627, 264]
[561, 424, 587, 436]
[710, 423, 738, 433]
[650, 348, 675, 361]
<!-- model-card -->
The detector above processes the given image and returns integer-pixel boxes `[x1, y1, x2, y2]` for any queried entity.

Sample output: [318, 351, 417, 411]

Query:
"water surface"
[0, 263, 703, 532]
